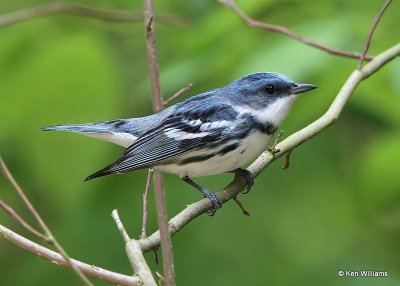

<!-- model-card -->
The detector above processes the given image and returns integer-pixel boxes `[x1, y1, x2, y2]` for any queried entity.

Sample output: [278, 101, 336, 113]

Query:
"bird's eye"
[263, 84, 276, 95]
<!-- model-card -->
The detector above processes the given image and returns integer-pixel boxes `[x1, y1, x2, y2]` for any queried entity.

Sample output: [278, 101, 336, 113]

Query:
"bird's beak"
[290, 83, 317, 94]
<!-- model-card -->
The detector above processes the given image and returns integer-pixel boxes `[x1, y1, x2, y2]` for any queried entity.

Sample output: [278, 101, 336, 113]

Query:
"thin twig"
[283, 150, 292, 169]
[111, 210, 157, 286]
[0, 2, 185, 27]
[144, 0, 175, 285]
[218, 0, 374, 61]
[111, 209, 130, 243]
[0, 156, 93, 286]
[358, 0, 393, 68]
[138, 42, 400, 253]
[232, 196, 250, 216]
[141, 168, 153, 238]
[163, 83, 193, 106]
[0, 224, 141, 286]
[145, 4, 163, 113]
[0, 199, 49, 242]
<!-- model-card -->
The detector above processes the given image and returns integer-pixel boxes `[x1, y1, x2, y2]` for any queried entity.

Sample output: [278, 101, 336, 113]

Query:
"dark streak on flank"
[178, 153, 216, 165]
[218, 143, 239, 155]
[177, 142, 239, 165]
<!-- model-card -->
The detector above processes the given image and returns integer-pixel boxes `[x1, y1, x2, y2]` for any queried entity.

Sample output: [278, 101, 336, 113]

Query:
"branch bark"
[217, 0, 374, 61]
[0, 1, 184, 27]
[0, 199, 48, 242]
[0, 156, 93, 286]
[138, 42, 400, 253]
[358, 0, 393, 68]
[143, 0, 175, 285]
[141, 168, 154, 238]
[111, 210, 156, 286]
[163, 83, 193, 106]
[0, 224, 141, 286]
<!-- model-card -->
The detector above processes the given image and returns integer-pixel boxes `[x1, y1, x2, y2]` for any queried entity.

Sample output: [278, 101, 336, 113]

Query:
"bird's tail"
[40, 123, 111, 133]
[41, 120, 140, 147]
[84, 165, 114, 181]
[84, 155, 131, 181]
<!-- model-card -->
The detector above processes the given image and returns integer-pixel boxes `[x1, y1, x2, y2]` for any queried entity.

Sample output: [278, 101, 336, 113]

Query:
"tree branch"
[163, 83, 193, 106]
[0, 156, 93, 286]
[0, 1, 184, 27]
[217, 0, 374, 61]
[358, 0, 393, 68]
[0, 199, 49, 242]
[0, 224, 141, 286]
[111, 210, 156, 286]
[141, 168, 153, 238]
[143, 0, 175, 285]
[138, 42, 400, 253]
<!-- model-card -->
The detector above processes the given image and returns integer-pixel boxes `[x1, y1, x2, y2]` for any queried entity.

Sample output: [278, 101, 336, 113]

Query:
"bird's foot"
[182, 176, 222, 216]
[233, 168, 254, 194]
[201, 189, 222, 216]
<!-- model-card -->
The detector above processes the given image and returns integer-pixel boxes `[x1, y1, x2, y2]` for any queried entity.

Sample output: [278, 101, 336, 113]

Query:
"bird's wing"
[85, 107, 236, 180]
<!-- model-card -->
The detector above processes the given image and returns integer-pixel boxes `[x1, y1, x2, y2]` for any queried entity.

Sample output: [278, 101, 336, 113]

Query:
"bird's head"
[228, 72, 317, 101]
[223, 72, 317, 127]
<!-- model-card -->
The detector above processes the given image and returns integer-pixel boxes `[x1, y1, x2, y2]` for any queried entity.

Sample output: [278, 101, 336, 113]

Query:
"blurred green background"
[1, 0, 399, 285]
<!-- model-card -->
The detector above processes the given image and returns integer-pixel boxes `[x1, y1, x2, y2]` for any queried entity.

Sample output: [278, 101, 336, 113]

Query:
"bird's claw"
[233, 168, 254, 194]
[202, 189, 222, 216]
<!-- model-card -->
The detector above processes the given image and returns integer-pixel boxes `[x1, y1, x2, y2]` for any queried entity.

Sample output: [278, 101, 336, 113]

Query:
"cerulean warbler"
[42, 72, 316, 213]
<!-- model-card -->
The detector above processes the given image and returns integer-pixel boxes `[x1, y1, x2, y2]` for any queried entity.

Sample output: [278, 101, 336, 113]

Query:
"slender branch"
[111, 209, 131, 243]
[141, 168, 153, 238]
[0, 224, 141, 286]
[125, 239, 157, 286]
[232, 196, 250, 216]
[163, 83, 193, 106]
[217, 0, 374, 61]
[112, 210, 157, 286]
[145, 4, 163, 113]
[358, 0, 393, 68]
[139, 42, 400, 253]
[282, 150, 292, 169]
[0, 1, 184, 27]
[0, 156, 93, 286]
[152, 171, 175, 282]
[144, 0, 175, 285]
[0, 199, 49, 242]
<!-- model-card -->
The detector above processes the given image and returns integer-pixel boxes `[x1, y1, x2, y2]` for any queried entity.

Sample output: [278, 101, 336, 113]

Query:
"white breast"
[233, 95, 297, 127]
[157, 131, 271, 177]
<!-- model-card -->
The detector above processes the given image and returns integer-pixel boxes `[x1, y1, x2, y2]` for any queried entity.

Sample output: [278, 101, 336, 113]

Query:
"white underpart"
[81, 132, 137, 148]
[156, 130, 271, 177]
[234, 95, 298, 127]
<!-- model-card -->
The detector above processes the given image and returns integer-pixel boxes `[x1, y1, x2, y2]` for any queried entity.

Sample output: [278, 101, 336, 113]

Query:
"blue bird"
[42, 72, 316, 213]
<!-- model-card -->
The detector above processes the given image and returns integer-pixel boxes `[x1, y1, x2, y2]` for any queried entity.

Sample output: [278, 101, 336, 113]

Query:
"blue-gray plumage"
[42, 72, 317, 213]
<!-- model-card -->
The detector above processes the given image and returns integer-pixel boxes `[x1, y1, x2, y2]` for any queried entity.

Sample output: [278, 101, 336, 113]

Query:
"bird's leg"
[229, 168, 254, 194]
[268, 130, 284, 154]
[182, 177, 222, 216]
